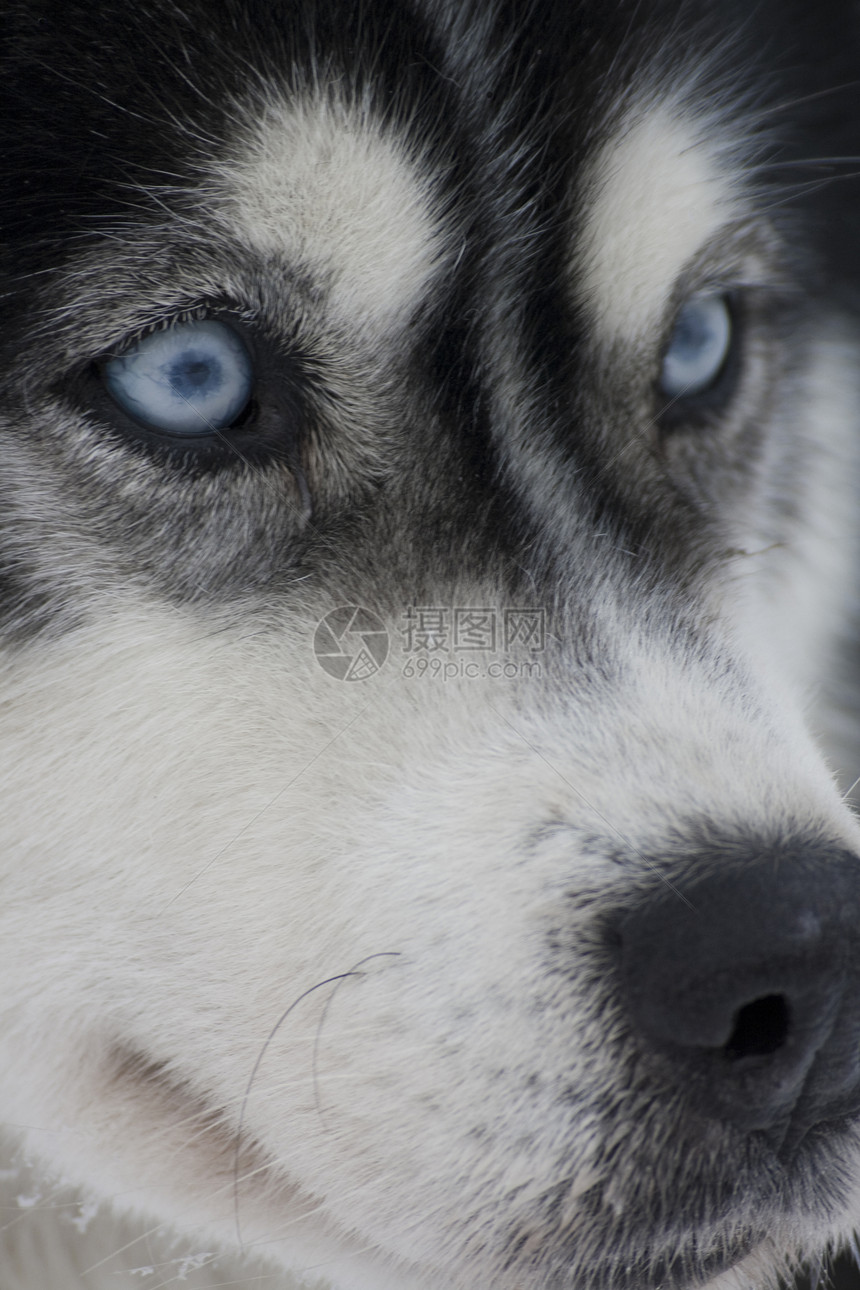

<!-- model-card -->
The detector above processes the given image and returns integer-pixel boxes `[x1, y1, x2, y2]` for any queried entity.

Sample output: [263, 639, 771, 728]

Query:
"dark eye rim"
[79, 311, 306, 474]
[655, 290, 744, 431]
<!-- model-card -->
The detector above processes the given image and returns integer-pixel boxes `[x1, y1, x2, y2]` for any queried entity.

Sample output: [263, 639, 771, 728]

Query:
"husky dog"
[4, 1, 860, 1287]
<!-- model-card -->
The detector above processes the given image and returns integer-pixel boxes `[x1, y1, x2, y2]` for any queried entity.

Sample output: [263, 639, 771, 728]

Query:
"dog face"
[4, 2, 860, 1287]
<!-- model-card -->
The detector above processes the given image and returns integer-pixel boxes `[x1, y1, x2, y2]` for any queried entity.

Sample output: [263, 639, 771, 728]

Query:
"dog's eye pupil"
[660, 294, 732, 399]
[102, 319, 253, 435]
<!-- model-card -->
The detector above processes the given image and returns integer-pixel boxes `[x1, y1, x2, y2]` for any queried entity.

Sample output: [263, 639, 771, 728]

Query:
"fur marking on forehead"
[577, 104, 749, 342]
[213, 93, 447, 333]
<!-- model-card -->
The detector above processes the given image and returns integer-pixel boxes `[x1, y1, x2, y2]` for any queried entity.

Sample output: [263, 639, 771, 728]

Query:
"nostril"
[724, 994, 790, 1060]
[615, 842, 860, 1131]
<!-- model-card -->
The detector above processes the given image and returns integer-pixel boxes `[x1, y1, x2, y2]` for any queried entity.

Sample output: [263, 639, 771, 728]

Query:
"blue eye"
[102, 319, 253, 435]
[660, 295, 732, 399]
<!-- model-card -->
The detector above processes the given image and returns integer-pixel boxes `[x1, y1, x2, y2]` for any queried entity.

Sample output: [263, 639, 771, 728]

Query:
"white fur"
[2, 554, 860, 1288]
[577, 104, 748, 342]
[213, 93, 449, 335]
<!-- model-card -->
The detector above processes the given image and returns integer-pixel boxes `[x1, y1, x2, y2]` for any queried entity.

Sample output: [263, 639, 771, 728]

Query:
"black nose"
[619, 843, 860, 1139]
